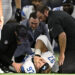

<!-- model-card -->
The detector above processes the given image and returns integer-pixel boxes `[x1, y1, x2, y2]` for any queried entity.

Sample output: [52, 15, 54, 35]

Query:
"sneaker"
[1, 66, 11, 73]
[0, 68, 4, 73]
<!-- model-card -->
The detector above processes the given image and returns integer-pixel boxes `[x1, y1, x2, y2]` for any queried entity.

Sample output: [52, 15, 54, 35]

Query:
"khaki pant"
[0, 0, 12, 40]
[2, 0, 12, 24]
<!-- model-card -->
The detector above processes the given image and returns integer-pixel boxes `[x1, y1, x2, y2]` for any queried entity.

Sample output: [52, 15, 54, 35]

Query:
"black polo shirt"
[48, 10, 75, 52]
[0, 23, 17, 66]
[48, 10, 75, 73]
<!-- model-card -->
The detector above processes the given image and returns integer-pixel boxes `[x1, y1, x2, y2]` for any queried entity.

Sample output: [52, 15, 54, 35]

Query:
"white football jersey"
[41, 51, 55, 68]
[21, 54, 36, 73]
[22, 5, 34, 19]
[21, 51, 55, 73]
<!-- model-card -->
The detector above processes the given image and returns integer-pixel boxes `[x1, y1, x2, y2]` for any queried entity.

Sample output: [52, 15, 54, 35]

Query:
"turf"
[0, 73, 75, 75]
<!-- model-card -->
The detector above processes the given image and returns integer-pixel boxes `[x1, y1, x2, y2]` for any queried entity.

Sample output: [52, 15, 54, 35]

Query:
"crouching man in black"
[0, 24, 33, 73]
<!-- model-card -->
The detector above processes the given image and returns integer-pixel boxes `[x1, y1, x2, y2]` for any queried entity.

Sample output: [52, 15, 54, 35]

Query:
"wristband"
[35, 49, 41, 56]
[35, 54, 41, 57]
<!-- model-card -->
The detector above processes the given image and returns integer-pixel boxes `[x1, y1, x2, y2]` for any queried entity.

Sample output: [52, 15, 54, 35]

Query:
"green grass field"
[0, 73, 75, 75]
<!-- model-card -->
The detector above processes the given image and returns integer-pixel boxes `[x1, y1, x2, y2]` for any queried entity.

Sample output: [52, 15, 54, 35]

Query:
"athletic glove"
[15, 8, 22, 22]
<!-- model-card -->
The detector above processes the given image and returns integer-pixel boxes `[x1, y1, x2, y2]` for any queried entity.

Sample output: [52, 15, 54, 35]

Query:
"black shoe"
[1, 66, 11, 73]
[0, 63, 16, 73]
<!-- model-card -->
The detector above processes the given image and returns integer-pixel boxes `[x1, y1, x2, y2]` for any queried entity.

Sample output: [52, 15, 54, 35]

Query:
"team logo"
[4, 40, 8, 45]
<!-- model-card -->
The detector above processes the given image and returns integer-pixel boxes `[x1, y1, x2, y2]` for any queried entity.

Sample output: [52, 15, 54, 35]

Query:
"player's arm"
[58, 32, 66, 66]
[15, 0, 21, 9]
[34, 38, 48, 56]
[0, 0, 4, 29]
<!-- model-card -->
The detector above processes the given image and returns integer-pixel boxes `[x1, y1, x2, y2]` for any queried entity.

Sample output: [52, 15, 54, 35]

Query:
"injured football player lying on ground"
[10, 35, 59, 73]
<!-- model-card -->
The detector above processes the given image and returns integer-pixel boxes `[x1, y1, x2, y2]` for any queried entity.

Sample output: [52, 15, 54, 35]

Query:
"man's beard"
[45, 17, 48, 24]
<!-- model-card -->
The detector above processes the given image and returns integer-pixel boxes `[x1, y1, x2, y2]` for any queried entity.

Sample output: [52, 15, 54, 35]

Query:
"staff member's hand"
[15, 8, 22, 22]
[12, 62, 22, 73]
[58, 53, 65, 66]
[0, 16, 4, 29]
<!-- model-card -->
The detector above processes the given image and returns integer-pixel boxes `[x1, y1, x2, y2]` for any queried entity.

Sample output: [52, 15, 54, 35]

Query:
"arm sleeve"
[14, 40, 33, 57]
[48, 17, 64, 39]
